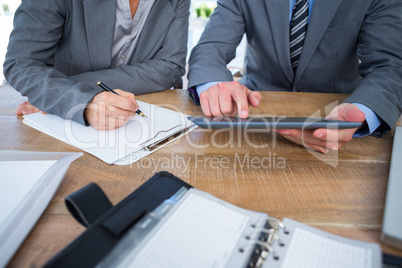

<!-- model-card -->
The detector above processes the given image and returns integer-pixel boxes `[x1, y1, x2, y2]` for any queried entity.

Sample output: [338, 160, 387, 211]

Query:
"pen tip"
[97, 81, 101, 85]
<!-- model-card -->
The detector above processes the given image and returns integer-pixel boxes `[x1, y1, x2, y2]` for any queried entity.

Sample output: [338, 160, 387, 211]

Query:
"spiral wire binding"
[239, 217, 290, 267]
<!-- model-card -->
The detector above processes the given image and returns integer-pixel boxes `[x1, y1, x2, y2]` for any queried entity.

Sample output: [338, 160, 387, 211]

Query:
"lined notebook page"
[281, 227, 373, 268]
[122, 193, 250, 268]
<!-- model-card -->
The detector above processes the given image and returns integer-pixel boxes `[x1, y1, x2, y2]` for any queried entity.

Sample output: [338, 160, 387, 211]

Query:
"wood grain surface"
[1, 85, 401, 267]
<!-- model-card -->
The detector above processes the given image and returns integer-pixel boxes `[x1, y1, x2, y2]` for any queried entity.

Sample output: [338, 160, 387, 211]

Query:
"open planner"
[98, 190, 380, 268]
[23, 101, 197, 165]
[45, 172, 381, 268]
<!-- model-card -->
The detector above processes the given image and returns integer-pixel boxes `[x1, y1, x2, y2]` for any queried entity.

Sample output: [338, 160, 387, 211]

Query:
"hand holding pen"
[84, 82, 145, 130]
[97, 81, 147, 118]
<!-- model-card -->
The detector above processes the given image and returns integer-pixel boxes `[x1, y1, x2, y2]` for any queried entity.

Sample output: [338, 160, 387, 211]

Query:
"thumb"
[327, 103, 365, 122]
[343, 104, 366, 122]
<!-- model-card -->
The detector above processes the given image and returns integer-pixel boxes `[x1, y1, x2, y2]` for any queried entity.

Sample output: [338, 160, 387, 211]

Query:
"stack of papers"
[0, 150, 82, 267]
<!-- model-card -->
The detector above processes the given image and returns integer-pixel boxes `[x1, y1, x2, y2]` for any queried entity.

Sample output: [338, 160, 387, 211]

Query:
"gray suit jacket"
[188, 0, 402, 135]
[4, 0, 190, 125]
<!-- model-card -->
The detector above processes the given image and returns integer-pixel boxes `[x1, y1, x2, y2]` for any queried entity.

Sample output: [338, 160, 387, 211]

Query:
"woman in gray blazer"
[4, 0, 190, 130]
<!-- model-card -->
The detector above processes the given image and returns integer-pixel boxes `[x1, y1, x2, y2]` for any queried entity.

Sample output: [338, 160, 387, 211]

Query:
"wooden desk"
[1, 85, 402, 266]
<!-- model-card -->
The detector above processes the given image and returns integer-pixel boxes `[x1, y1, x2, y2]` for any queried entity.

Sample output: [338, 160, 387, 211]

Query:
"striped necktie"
[290, 0, 309, 72]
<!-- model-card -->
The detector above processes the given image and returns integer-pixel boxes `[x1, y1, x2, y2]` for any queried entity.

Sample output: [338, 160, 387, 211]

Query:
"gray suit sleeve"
[3, 0, 98, 125]
[187, 0, 245, 89]
[344, 0, 402, 135]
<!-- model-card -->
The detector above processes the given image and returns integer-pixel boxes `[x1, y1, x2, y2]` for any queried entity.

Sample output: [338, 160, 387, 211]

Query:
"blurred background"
[0, 0, 246, 87]
[0, 0, 20, 85]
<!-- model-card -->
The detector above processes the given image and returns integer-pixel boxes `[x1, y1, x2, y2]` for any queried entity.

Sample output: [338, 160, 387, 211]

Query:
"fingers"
[105, 90, 138, 112]
[316, 103, 366, 143]
[218, 84, 236, 116]
[15, 101, 28, 114]
[200, 83, 237, 116]
[200, 91, 212, 117]
[343, 104, 365, 122]
[279, 129, 344, 153]
[280, 132, 330, 154]
[278, 103, 367, 153]
[313, 128, 355, 144]
[85, 90, 138, 130]
[91, 113, 128, 131]
[16, 101, 42, 115]
[327, 103, 365, 122]
[114, 89, 139, 109]
[199, 81, 255, 118]
[247, 91, 261, 108]
[101, 102, 136, 119]
[279, 129, 340, 150]
[208, 84, 223, 116]
[231, 85, 249, 118]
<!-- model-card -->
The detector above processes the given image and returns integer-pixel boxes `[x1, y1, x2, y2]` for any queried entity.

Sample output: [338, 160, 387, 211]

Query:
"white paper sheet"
[281, 227, 373, 268]
[263, 218, 381, 268]
[0, 151, 82, 268]
[0, 160, 57, 227]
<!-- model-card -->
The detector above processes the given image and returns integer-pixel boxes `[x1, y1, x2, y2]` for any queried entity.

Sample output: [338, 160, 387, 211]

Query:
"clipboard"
[22, 101, 198, 165]
[44, 172, 381, 268]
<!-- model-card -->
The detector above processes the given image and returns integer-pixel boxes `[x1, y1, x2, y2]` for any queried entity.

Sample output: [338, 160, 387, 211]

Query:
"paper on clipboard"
[23, 101, 197, 165]
[0, 150, 82, 268]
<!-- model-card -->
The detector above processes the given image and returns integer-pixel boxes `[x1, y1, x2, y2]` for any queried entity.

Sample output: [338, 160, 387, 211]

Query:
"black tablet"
[188, 116, 362, 129]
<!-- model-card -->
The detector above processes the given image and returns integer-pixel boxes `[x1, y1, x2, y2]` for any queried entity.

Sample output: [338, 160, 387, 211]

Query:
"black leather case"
[45, 171, 192, 267]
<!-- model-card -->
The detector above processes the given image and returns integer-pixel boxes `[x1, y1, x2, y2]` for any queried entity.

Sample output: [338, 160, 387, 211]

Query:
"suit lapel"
[132, 0, 174, 62]
[83, 0, 116, 70]
[294, 0, 343, 87]
[266, 0, 293, 84]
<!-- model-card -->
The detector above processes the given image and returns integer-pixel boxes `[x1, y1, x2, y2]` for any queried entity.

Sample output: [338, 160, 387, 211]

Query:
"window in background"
[0, 0, 21, 85]
[188, 0, 246, 71]
[184, 0, 246, 88]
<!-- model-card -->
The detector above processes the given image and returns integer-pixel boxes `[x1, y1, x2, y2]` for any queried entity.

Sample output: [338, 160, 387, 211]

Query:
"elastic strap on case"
[65, 183, 113, 227]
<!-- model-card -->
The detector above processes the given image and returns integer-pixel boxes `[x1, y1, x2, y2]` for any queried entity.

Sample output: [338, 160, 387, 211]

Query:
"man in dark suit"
[4, 0, 190, 130]
[188, 0, 402, 153]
